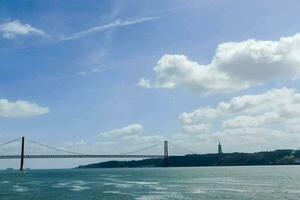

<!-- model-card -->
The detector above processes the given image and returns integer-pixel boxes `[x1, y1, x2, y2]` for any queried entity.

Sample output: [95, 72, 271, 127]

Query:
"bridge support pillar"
[163, 140, 168, 167]
[20, 137, 25, 171]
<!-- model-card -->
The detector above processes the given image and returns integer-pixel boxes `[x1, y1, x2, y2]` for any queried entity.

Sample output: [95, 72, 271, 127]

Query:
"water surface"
[0, 166, 299, 199]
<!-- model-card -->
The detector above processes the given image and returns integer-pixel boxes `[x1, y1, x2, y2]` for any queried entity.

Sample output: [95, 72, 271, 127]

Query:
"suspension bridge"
[0, 137, 194, 171]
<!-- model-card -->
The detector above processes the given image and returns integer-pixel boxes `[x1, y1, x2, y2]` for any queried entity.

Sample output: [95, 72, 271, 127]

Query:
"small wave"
[136, 192, 185, 200]
[136, 195, 165, 200]
[147, 185, 167, 191]
[105, 177, 158, 185]
[192, 189, 206, 194]
[13, 185, 28, 192]
[218, 188, 248, 193]
[107, 175, 121, 178]
[70, 185, 90, 191]
[103, 191, 122, 194]
[103, 179, 162, 190]
[284, 189, 300, 194]
[73, 180, 89, 185]
[214, 180, 273, 187]
[102, 191, 137, 196]
[52, 180, 91, 191]
[0, 181, 10, 184]
[52, 182, 71, 188]
[123, 181, 159, 185]
[103, 182, 133, 189]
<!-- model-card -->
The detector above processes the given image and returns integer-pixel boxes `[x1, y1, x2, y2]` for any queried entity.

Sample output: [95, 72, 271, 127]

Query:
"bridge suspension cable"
[0, 137, 22, 149]
[27, 139, 84, 155]
[121, 141, 162, 155]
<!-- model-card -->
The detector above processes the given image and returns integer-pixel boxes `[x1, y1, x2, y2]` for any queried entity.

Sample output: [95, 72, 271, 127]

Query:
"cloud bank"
[139, 33, 300, 93]
[0, 99, 49, 117]
[175, 87, 300, 152]
[41, 85, 300, 156]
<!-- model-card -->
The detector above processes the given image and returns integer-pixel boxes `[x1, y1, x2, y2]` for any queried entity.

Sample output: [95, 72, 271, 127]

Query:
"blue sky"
[1, 0, 300, 168]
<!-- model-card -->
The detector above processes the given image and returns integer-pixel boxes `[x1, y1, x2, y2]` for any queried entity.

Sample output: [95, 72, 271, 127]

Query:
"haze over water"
[0, 166, 299, 200]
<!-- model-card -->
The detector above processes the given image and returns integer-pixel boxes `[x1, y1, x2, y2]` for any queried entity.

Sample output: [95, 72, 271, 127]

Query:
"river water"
[0, 166, 299, 199]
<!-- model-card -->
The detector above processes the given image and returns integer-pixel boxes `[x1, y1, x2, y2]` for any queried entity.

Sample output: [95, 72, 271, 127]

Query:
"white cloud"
[221, 112, 280, 129]
[62, 16, 159, 40]
[182, 123, 211, 134]
[98, 123, 143, 137]
[138, 78, 152, 88]
[180, 107, 219, 125]
[140, 33, 300, 93]
[180, 87, 300, 127]
[0, 99, 49, 117]
[0, 20, 47, 39]
[175, 87, 300, 152]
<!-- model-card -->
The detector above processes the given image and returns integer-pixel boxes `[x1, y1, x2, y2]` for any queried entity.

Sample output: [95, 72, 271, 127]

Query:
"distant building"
[218, 142, 222, 155]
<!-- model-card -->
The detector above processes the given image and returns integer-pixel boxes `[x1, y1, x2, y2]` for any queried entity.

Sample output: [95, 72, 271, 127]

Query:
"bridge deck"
[0, 154, 164, 159]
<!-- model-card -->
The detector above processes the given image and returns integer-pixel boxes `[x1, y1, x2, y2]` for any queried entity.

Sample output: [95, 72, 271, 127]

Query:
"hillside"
[77, 149, 300, 168]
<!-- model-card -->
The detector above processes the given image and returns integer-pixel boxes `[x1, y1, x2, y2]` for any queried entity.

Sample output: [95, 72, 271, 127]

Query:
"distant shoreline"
[77, 149, 300, 169]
